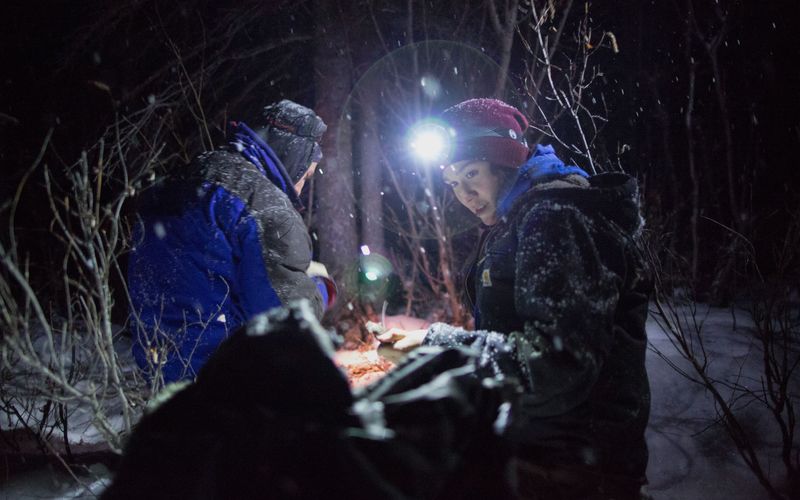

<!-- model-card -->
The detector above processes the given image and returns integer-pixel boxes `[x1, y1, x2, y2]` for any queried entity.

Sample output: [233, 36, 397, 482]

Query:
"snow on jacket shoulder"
[128, 150, 324, 383]
[424, 172, 652, 478]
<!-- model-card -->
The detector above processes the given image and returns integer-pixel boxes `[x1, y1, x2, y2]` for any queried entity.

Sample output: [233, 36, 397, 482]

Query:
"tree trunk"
[356, 85, 386, 256]
[313, 0, 358, 284]
[684, 10, 700, 285]
[487, 0, 519, 98]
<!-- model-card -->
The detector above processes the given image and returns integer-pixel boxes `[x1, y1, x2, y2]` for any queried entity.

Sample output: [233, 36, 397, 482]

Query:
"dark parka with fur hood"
[423, 152, 652, 483]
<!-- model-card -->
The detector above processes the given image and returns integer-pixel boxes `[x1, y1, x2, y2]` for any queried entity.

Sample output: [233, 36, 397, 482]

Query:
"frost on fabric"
[425, 172, 649, 428]
[423, 323, 521, 382]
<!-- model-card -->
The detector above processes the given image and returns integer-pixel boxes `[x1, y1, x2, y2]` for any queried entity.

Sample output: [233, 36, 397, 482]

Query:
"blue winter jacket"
[128, 149, 326, 383]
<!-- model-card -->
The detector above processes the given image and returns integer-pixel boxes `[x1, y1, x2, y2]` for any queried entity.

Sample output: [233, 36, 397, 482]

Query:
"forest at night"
[1, 1, 798, 499]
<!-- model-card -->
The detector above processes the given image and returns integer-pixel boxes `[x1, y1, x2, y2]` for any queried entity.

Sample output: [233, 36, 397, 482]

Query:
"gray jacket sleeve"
[205, 151, 325, 319]
[247, 200, 325, 319]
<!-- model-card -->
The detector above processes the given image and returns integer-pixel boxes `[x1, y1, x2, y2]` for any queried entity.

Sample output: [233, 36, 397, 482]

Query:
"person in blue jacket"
[379, 98, 652, 499]
[128, 100, 335, 385]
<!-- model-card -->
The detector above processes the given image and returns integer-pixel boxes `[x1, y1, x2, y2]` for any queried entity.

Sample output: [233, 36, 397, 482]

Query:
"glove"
[306, 260, 329, 278]
[376, 328, 428, 352]
[307, 261, 336, 310]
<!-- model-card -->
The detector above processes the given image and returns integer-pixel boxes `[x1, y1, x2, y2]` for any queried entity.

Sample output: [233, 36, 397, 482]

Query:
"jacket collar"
[496, 144, 589, 218]
[230, 121, 304, 210]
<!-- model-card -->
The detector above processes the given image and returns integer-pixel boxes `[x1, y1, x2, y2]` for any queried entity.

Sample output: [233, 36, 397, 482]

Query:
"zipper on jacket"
[464, 224, 501, 318]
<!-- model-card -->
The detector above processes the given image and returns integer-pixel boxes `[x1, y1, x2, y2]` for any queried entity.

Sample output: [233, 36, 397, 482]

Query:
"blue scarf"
[230, 121, 304, 210]
[496, 144, 589, 218]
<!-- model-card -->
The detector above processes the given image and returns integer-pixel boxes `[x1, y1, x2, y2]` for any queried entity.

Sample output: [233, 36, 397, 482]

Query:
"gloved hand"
[377, 328, 428, 352]
[307, 261, 336, 310]
[306, 260, 329, 278]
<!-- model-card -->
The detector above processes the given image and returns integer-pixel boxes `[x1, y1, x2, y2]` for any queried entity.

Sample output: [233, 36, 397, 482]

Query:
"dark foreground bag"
[102, 302, 519, 500]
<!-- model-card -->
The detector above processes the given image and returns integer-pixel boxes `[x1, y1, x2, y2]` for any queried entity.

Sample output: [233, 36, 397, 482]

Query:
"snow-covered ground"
[645, 306, 782, 500]
[0, 332, 142, 452]
[2, 306, 791, 499]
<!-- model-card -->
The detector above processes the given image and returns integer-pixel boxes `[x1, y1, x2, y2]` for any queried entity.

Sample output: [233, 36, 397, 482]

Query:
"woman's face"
[443, 160, 503, 225]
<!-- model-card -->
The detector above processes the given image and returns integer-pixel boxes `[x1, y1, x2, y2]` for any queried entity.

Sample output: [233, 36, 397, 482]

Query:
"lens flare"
[341, 253, 396, 305]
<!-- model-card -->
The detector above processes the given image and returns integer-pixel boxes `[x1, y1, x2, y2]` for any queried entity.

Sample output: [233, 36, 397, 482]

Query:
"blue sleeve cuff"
[311, 276, 329, 311]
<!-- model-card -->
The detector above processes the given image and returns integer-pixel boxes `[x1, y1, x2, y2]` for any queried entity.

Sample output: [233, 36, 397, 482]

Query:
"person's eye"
[465, 169, 478, 179]
[447, 181, 458, 190]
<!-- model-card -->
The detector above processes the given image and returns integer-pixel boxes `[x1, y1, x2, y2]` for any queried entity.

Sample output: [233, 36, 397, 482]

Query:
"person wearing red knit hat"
[380, 98, 653, 499]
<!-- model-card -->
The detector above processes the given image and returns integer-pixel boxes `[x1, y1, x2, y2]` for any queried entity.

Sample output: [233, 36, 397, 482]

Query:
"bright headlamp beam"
[409, 122, 451, 163]
[411, 130, 447, 161]
[408, 118, 529, 165]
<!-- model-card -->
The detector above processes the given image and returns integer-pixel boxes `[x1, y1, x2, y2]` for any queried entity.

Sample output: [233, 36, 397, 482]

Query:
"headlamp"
[408, 119, 527, 164]
[408, 120, 453, 163]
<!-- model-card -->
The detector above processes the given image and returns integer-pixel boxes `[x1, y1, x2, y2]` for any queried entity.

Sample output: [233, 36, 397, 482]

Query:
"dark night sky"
[0, 5, 797, 497]
[2, 1, 798, 168]
[2, 0, 799, 276]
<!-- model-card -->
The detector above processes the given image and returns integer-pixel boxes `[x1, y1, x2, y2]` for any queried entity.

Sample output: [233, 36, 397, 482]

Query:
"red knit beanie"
[441, 98, 530, 168]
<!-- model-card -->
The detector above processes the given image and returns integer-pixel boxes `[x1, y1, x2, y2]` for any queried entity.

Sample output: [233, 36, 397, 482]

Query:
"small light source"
[409, 120, 451, 163]
[356, 253, 393, 288]
[360, 245, 371, 256]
